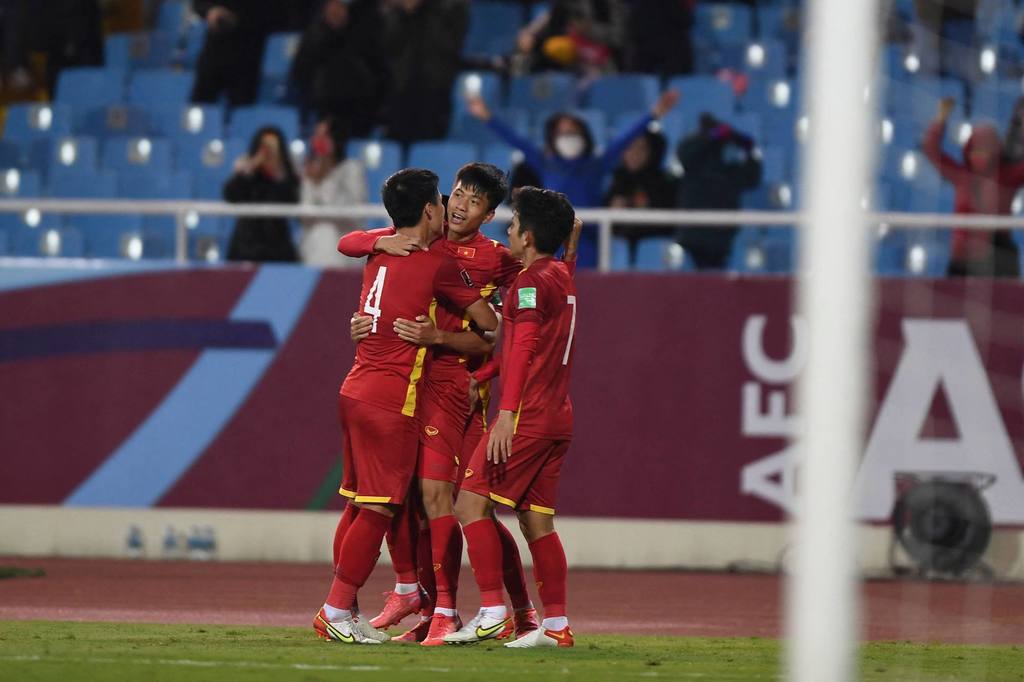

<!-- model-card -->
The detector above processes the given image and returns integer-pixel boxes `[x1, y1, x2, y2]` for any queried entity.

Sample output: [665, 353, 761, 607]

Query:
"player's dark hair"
[381, 168, 440, 228]
[454, 162, 509, 212]
[511, 186, 575, 255]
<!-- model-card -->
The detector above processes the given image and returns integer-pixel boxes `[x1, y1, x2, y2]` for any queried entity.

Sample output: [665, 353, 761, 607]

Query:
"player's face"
[447, 181, 494, 239]
[508, 212, 527, 258]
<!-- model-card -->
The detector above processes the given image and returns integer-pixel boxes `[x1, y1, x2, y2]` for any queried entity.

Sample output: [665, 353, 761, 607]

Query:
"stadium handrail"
[1, 199, 1022, 271]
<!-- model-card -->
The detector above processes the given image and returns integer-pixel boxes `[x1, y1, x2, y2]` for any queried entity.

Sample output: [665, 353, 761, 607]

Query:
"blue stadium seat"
[105, 31, 176, 70]
[102, 136, 174, 172]
[884, 77, 963, 124]
[76, 104, 152, 139]
[452, 71, 504, 116]
[609, 236, 631, 271]
[481, 221, 509, 245]
[508, 72, 578, 114]
[667, 76, 736, 131]
[696, 3, 753, 46]
[3, 211, 61, 255]
[346, 138, 403, 200]
[533, 109, 607, 148]
[407, 141, 477, 188]
[179, 137, 247, 199]
[157, 0, 189, 34]
[449, 108, 529, 146]
[182, 20, 207, 68]
[128, 69, 195, 105]
[635, 238, 693, 272]
[757, 145, 789, 182]
[480, 143, 521, 174]
[31, 137, 99, 177]
[149, 104, 225, 141]
[12, 225, 85, 258]
[2, 104, 73, 141]
[463, 1, 521, 59]
[230, 106, 300, 145]
[118, 169, 193, 199]
[1, 168, 41, 198]
[0, 140, 22, 167]
[722, 38, 788, 78]
[973, 78, 1023, 123]
[67, 214, 142, 258]
[180, 215, 230, 261]
[260, 32, 301, 103]
[55, 68, 126, 107]
[727, 227, 796, 274]
[48, 168, 117, 198]
[584, 74, 660, 119]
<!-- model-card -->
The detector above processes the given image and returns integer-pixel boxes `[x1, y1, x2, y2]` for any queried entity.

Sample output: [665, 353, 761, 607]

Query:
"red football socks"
[332, 504, 359, 570]
[416, 524, 437, 608]
[495, 517, 532, 610]
[386, 504, 419, 584]
[327, 507, 391, 610]
[528, 532, 567, 618]
[463, 518, 504, 608]
[430, 514, 463, 610]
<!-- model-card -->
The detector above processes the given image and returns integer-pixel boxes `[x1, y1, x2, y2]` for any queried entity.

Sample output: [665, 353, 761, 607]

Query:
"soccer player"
[313, 168, 498, 645]
[444, 187, 578, 648]
[340, 164, 563, 645]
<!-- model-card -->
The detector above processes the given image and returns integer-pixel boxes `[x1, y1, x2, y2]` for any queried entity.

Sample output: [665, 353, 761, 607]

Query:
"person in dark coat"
[381, 0, 468, 144]
[224, 126, 300, 262]
[675, 113, 762, 270]
[923, 96, 1024, 277]
[289, 0, 387, 138]
[623, 0, 694, 78]
[605, 128, 679, 261]
[190, 0, 277, 107]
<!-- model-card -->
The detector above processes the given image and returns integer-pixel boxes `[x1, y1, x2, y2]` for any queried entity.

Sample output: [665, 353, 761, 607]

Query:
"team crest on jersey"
[425, 425, 439, 436]
[460, 269, 476, 288]
[464, 468, 474, 478]
[456, 246, 477, 259]
[433, 562, 442, 572]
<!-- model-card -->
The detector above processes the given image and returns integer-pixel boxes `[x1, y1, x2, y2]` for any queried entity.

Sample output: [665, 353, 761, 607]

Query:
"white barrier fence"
[2, 199, 1024, 271]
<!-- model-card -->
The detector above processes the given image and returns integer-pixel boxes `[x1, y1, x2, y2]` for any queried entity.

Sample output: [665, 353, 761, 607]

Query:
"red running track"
[0, 558, 1021, 644]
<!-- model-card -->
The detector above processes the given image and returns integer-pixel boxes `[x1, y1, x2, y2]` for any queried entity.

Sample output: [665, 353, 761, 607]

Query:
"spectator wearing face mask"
[467, 89, 679, 266]
[299, 116, 368, 267]
[923, 97, 1024, 278]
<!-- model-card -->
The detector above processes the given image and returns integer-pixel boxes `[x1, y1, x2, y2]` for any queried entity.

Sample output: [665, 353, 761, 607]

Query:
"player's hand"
[487, 410, 515, 464]
[466, 96, 492, 122]
[351, 313, 372, 343]
[652, 90, 680, 118]
[563, 216, 583, 262]
[394, 315, 442, 346]
[937, 97, 956, 122]
[467, 375, 480, 413]
[374, 233, 420, 256]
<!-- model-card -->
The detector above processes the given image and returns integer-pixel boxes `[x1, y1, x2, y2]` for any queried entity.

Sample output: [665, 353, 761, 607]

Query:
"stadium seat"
[2, 104, 73, 141]
[180, 215, 230, 262]
[667, 76, 736, 131]
[346, 138, 403, 200]
[609, 236, 631, 271]
[3, 210, 63, 255]
[12, 225, 85, 258]
[696, 3, 753, 46]
[1, 168, 41, 197]
[31, 137, 99, 177]
[260, 32, 301, 103]
[156, 0, 190, 34]
[55, 67, 126, 108]
[634, 237, 693, 272]
[452, 71, 503, 116]
[181, 20, 207, 68]
[533, 108, 607, 148]
[179, 137, 247, 200]
[757, 145, 789, 183]
[105, 31, 176, 70]
[481, 221, 509, 245]
[480, 143, 522, 174]
[76, 104, 152, 139]
[230, 106, 300, 145]
[721, 38, 788, 78]
[102, 136, 174, 172]
[727, 227, 796, 274]
[884, 77, 963, 125]
[973, 78, 1023, 123]
[407, 141, 477, 188]
[449, 108, 529, 146]
[508, 72, 578, 114]
[66, 214, 141, 258]
[584, 74, 660, 119]
[128, 69, 195, 105]
[0, 140, 22, 168]
[48, 168, 117, 198]
[463, 1, 521, 59]
[118, 169, 194, 199]
[149, 104, 225, 141]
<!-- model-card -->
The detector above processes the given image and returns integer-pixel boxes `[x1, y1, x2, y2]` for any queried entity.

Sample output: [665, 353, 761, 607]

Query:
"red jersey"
[340, 240, 484, 417]
[499, 256, 576, 440]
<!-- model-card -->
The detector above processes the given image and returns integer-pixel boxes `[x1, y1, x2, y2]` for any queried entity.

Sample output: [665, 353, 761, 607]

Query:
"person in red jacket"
[923, 97, 1024, 277]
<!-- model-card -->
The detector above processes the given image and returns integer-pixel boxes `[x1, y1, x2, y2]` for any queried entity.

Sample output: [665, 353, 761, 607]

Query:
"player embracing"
[445, 187, 578, 648]
[313, 168, 497, 644]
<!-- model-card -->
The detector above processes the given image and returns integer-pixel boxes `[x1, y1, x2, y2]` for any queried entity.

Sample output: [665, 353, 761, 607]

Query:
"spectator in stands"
[298, 117, 367, 267]
[190, 0, 277, 107]
[381, 0, 468, 144]
[516, 0, 627, 75]
[909, 0, 978, 78]
[290, 0, 387, 138]
[468, 89, 679, 265]
[624, 0, 694, 78]
[674, 113, 762, 270]
[605, 128, 679, 262]
[37, 0, 104, 96]
[224, 126, 300, 262]
[923, 97, 1024, 278]
[1003, 97, 1024, 163]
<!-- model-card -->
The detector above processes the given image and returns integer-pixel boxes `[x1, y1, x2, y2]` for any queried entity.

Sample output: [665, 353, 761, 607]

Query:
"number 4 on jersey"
[364, 266, 387, 333]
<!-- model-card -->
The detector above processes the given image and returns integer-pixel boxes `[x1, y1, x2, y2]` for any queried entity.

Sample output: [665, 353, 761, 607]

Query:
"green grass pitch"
[0, 621, 1020, 681]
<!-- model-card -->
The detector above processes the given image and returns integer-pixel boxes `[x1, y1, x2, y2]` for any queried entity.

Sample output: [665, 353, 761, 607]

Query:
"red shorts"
[338, 395, 419, 505]
[460, 433, 569, 515]
[454, 409, 486, 488]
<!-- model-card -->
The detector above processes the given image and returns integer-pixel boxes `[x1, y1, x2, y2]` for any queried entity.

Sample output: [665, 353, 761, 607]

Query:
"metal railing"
[1, 199, 1022, 272]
